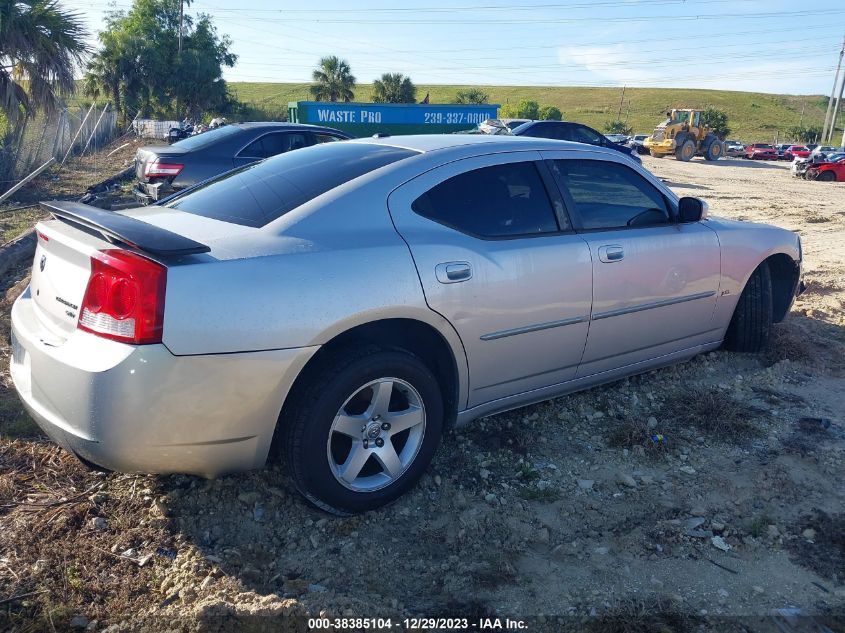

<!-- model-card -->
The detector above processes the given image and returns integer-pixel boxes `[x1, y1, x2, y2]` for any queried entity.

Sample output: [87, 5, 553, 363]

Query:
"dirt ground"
[0, 152, 844, 632]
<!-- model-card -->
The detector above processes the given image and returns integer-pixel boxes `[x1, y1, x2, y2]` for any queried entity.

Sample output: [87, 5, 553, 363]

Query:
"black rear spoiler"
[40, 200, 210, 257]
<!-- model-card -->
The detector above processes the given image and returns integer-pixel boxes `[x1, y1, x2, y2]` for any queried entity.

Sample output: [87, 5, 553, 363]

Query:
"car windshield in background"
[164, 142, 418, 227]
[170, 125, 243, 150]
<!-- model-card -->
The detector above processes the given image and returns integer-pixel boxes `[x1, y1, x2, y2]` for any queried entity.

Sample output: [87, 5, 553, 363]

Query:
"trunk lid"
[30, 222, 109, 340]
[135, 145, 188, 182]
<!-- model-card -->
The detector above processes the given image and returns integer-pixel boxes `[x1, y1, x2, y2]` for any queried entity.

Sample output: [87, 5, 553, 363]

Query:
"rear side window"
[165, 143, 418, 227]
[412, 162, 559, 238]
[551, 160, 670, 230]
[570, 125, 604, 145]
[170, 125, 242, 150]
[239, 132, 312, 158]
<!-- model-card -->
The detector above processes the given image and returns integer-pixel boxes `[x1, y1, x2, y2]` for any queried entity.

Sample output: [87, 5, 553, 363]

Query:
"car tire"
[723, 262, 773, 353]
[817, 171, 836, 182]
[675, 139, 696, 161]
[282, 346, 444, 515]
[704, 138, 724, 161]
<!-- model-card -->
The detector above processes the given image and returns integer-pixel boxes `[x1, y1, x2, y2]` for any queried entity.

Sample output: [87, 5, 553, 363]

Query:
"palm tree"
[310, 56, 355, 103]
[371, 73, 416, 104]
[0, 0, 88, 123]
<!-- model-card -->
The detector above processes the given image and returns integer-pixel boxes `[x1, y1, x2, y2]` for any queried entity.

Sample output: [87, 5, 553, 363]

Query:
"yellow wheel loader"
[643, 109, 724, 162]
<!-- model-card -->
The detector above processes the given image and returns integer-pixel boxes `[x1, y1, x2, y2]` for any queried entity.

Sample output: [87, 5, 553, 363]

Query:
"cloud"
[557, 45, 829, 94]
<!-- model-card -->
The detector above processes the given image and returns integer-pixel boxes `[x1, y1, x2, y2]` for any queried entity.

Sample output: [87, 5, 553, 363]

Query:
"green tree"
[700, 107, 731, 139]
[310, 56, 355, 102]
[500, 100, 540, 119]
[604, 119, 633, 135]
[371, 73, 416, 104]
[0, 0, 88, 123]
[83, 0, 236, 120]
[539, 105, 562, 121]
[787, 124, 822, 144]
[454, 88, 489, 104]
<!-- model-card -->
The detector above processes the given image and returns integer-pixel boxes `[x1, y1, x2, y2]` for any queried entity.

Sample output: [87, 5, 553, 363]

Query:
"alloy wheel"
[326, 378, 426, 492]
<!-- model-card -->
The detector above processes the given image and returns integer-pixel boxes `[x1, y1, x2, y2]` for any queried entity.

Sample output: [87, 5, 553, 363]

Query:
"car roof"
[347, 133, 621, 157]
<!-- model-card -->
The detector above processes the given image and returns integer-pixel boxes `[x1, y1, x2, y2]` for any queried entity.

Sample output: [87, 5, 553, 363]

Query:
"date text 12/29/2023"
[307, 617, 529, 630]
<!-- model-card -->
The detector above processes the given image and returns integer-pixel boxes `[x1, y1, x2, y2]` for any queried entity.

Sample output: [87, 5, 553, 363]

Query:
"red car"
[784, 145, 810, 161]
[807, 158, 845, 182]
[746, 143, 777, 160]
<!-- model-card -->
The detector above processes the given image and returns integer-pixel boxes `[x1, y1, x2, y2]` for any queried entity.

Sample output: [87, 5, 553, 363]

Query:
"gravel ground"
[0, 154, 843, 632]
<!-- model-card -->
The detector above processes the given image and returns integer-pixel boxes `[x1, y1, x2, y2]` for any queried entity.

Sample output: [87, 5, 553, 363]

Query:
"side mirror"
[678, 197, 709, 222]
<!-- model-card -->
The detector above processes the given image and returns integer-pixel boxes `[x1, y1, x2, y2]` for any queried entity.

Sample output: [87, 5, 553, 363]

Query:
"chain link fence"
[0, 104, 120, 195]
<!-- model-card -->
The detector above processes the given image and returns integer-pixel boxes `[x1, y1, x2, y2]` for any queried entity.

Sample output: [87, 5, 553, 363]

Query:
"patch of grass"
[745, 513, 775, 538]
[659, 387, 765, 440]
[763, 325, 813, 366]
[575, 597, 701, 633]
[0, 440, 170, 628]
[224, 82, 827, 141]
[0, 206, 43, 244]
[786, 510, 845, 583]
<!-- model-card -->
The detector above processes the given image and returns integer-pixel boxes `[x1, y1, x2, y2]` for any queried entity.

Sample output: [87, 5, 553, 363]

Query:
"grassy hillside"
[229, 82, 830, 143]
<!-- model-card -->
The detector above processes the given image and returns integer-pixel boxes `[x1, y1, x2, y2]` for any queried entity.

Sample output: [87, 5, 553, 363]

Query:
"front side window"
[412, 162, 559, 238]
[551, 159, 670, 230]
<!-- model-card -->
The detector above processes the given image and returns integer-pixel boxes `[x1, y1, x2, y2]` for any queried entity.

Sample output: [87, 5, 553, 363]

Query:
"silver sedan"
[10, 135, 803, 514]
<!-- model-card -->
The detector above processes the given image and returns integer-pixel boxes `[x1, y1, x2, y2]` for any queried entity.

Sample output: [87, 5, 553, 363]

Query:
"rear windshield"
[164, 142, 418, 227]
[170, 125, 243, 150]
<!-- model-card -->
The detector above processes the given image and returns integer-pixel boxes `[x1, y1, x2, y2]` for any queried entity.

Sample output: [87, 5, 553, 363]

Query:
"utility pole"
[617, 85, 626, 121]
[178, 0, 184, 53]
[175, 0, 184, 119]
[798, 101, 805, 128]
[821, 34, 845, 142]
[828, 68, 845, 144]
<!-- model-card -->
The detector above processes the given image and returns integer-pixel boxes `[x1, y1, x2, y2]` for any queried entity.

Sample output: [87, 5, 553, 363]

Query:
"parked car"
[775, 144, 791, 160]
[784, 145, 810, 161]
[746, 143, 778, 160]
[511, 120, 642, 164]
[12, 135, 802, 514]
[809, 145, 839, 160]
[724, 140, 745, 157]
[134, 122, 351, 203]
[628, 134, 650, 154]
[500, 118, 532, 130]
[806, 155, 845, 181]
[791, 152, 844, 177]
[605, 133, 630, 144]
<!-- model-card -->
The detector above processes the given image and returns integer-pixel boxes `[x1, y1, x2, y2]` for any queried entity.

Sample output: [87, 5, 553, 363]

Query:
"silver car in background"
[10, 135, 802, 514]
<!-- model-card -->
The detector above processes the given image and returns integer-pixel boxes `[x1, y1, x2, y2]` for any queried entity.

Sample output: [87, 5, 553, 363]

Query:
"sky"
[63, 0, 845, 95]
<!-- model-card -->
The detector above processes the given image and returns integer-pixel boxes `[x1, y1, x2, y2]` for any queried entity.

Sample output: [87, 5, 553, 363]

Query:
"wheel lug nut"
[372, 415, 380, 421]
[381, 422, 391, 431]
[375, 438, 384, 448]
[363, 439, 369, 449]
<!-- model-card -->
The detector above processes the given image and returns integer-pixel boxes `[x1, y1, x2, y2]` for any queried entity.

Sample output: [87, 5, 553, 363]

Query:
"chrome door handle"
[598, 245, 624, 263]
[435, 261, 472, 283]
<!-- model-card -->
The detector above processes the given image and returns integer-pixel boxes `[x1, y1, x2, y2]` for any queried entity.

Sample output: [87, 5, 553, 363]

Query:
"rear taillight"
[78, 250, 166, 345]
[144, 161, 184, 178]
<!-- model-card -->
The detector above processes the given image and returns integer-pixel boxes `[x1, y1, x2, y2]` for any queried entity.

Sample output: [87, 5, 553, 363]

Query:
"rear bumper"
[133, 180, 173, 203]
[10, 287, 317, 477]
